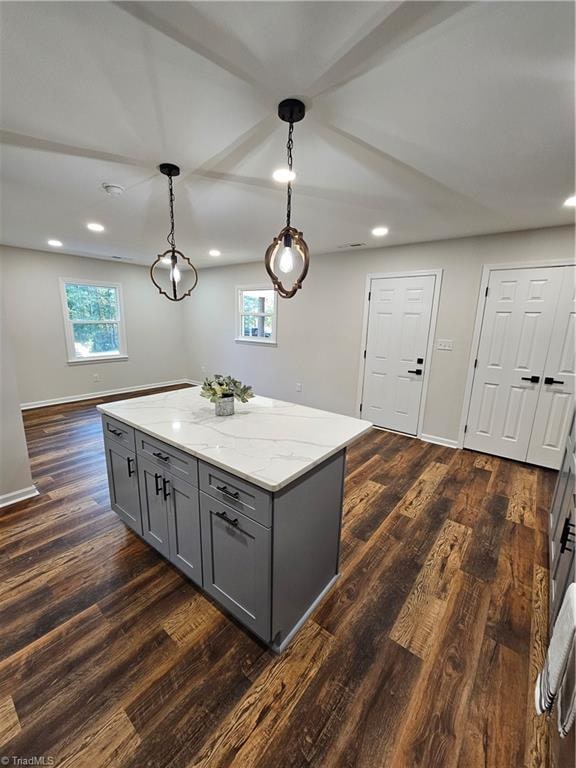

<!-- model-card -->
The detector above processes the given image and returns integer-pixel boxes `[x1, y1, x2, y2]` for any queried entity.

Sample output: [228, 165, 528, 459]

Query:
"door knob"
[521, 375, 540, 383]
[407, 369, 422, 376]
[544, 377, 565, 385]
[417, 357, 424, 364]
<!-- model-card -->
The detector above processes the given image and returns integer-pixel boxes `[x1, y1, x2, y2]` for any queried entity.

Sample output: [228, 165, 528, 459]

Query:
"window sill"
[67, 355, 129, 365]
[234, 338, 277, 347]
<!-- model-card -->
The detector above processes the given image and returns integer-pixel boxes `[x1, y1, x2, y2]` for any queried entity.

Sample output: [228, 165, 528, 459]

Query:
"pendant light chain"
[167, 174, 176, 251]
[286, 121, 294, 228]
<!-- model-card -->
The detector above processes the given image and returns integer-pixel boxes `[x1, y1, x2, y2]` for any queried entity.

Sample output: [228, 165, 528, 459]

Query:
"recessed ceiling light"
[209, 249, 221, 257]
[272, 168, 296, 183]
[48, 239, 63, 247]
[563, 195, 576, 208]
[371, 226, 389, 237]
[86, 222, 105, 232]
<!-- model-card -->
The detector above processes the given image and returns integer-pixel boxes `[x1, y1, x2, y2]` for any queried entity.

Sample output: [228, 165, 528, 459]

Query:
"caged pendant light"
[264, 99, 310, 299]
[150, 163, 198, 301]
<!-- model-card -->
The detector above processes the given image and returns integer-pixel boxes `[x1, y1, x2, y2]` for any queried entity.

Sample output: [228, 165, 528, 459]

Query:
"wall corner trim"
[420, 433, 461, 449]
[0, 485, 39, 509]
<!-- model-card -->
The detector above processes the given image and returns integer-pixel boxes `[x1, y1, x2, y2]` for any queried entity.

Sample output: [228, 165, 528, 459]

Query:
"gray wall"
[182, 226, 574, 443]
[0, 246, 189, 405]
[0, 259, 34, 500]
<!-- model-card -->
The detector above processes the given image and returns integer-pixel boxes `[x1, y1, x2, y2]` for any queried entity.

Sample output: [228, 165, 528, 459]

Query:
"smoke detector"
[101, 183, 125, 197]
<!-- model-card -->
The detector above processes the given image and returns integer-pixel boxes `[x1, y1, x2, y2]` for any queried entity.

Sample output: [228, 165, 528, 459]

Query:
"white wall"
[182, 226, 575, 443]
[0, 246, 189, 405]
[0, 258, 34, 502]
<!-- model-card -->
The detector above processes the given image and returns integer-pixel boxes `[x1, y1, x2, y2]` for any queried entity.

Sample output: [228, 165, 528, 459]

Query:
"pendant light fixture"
[265, 99, 310, 299]
[150, 163, 198, 301]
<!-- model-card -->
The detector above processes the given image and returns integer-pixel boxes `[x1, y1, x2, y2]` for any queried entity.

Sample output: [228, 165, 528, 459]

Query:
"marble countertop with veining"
[97, 387, 373, 491]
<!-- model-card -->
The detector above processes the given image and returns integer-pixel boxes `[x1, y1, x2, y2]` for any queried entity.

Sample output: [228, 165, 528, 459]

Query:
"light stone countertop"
[97, 387, 373, 492]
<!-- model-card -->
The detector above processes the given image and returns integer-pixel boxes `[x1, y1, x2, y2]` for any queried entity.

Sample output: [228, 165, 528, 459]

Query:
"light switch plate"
[436, 339, 454, 351]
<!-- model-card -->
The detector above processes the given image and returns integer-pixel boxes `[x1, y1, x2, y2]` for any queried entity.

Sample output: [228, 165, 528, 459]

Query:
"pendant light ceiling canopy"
[150, 163, 198, 302]
[264, 99, 310, 300]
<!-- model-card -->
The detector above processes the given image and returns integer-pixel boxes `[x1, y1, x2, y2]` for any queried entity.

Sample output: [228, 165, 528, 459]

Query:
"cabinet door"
[138, 455, 169, 557]
[200, 493, 271, 641]
[104, 439, 142, 535]
[167, 475, 202, 586]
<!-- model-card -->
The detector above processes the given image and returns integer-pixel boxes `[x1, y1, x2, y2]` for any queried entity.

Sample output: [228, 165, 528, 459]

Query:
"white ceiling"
[0, 1, 574, 267]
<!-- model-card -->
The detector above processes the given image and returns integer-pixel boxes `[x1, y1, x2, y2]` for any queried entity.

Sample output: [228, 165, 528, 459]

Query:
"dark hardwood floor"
[0, 384, 557, 767]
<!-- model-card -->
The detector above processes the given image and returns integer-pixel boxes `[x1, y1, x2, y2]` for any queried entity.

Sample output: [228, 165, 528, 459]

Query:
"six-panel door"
[465, 267, 563, 462]
[138, 455, 170, 557]
[200, 492, 271, 641]
[362, 274, 436, 434]
[104, 439, 142, 535]
[167, 475, 203, 586]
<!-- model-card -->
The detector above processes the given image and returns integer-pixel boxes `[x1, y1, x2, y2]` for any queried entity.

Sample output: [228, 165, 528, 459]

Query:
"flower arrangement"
[200, 374, 254, 404]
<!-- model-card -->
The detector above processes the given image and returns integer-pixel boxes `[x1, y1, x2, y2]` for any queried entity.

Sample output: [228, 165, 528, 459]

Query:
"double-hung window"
[236, 286, 277, 344]
[60, 279, 127, 363]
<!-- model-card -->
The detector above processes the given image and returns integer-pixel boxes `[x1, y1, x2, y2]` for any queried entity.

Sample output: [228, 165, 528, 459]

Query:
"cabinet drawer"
[199, 461, 272, 527]
[135, 431, 198, 486]
[200, 492, 271, 641]
[102, 416, 135, 451]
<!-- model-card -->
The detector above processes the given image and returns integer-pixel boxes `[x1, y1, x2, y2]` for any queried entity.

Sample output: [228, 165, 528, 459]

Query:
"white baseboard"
[21, 379, 200, 411]
[0, 485, 39, 509]
[420, 433, 461, 449]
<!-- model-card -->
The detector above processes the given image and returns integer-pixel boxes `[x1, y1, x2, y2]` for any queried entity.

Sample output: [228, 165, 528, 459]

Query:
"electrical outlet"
[93, 373, 101, 383]
[436, 339, 454, 351]
[296, 383, 302, 392]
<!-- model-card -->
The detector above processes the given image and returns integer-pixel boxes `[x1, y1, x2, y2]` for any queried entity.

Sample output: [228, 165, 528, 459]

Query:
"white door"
[527, 266, 575, 468]
[464, 266, 563, 462]
[361, 274, 436, 434]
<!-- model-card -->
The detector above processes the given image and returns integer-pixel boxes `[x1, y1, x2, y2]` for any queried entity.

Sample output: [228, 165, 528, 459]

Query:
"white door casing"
[527, 266, 575, 468]
[464, 266, 566, 463]
[361, 274, 436, 435]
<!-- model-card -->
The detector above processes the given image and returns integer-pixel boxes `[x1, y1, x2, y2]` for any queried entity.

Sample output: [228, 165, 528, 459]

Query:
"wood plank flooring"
[0, 385, 557, 767]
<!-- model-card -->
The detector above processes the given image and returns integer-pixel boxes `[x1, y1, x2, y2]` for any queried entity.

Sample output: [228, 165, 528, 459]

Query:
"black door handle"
[560, 518, 575, 553]
[153, 451, 170, 462]
[162, 477, 171, 500]
[544, 377, 565, 385]
[215, 510, 239, 527]
[216, 484, 240, 500]
[110, 428, 123, 437]
[521, 376, 540, 383]
[407, 369, 422, 376]
[154, 473, 162, 496]
[127, 456, 135, 477]
[417, 357, 424, 364]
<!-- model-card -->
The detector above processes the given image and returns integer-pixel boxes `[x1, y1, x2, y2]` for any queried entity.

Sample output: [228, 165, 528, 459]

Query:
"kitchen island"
[98, 387, 372, 651]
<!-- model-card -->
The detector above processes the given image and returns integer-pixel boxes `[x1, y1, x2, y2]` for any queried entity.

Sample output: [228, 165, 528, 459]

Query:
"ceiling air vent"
[337, 242, 366, 249]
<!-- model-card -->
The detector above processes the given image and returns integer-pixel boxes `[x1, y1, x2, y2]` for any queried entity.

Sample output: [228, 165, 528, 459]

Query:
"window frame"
[59, 278, 128, 364]
[235, 284, 277, 345]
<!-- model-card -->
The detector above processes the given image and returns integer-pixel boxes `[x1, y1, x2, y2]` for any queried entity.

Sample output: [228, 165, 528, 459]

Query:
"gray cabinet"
[102, 416, 346, 652]
[200, 492, 271, 641]
[167, 475, 202, 585]
[104, 438, 142, 535]
[549, 412, 575, 627]
[138, 455, 170, 557]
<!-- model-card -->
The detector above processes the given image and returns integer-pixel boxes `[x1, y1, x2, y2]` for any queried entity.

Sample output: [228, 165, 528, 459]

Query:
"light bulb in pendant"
[170, 264, 181, 284]
[279, 246, 294, 273]
[279, 233, 295, 273]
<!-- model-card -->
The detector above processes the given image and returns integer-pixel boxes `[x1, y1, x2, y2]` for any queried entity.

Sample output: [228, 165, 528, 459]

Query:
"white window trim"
[235, 284, 277, 345]
[59, 278, 128, 364]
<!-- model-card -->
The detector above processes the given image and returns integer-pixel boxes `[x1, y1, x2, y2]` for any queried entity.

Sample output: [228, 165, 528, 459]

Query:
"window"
[60, 280, 127, 363]
[236, 286, 277, 344]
